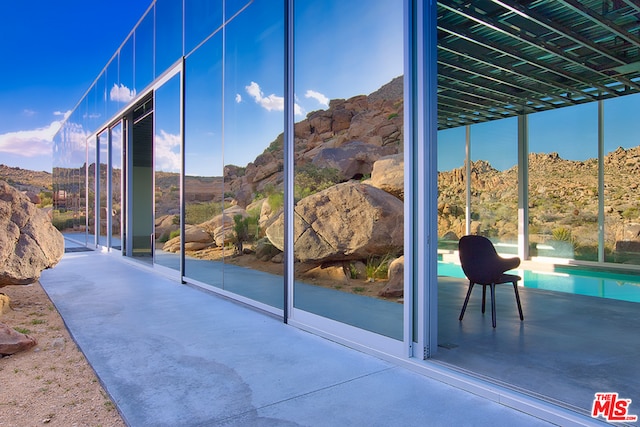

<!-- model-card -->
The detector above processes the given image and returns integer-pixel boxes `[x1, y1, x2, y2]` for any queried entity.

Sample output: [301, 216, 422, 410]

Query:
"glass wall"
[183, 32, 224, 285]
[437, 127, 466, 251]
[604, 94, 640, 265]
[98, 131, 109, 247]
[293, 0, 404, 339]
[154, 74, 181, 271]
[111, 122, 123, 250]
[470, 119, 518, 252]
[528, 103, 599, 261]
[222, 0, 284, 308]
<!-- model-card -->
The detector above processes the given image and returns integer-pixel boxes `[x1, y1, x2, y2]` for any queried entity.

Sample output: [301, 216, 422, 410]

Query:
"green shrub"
[268, 192, 284, 211]
[552, 227, 573, 242]
[365, 254, 393, 281]
[169, 230, 180, 240]
[295, 164, 342, 201]
[185, 201, 223, 225]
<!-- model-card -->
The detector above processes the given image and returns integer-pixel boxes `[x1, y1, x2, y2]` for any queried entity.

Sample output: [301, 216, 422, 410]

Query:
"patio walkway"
[39, 247, 609, 426]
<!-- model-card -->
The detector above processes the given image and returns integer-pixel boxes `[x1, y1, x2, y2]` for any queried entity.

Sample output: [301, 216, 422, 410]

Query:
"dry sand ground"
[0, 282, 125, 427]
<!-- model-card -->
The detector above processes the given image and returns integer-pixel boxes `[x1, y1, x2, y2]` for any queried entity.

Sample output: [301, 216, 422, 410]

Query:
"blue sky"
[0, 0, 150, 172]
[2, 0, 637, 175]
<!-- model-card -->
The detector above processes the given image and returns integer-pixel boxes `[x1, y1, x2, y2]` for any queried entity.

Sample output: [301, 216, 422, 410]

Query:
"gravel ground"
[0, 282, 125, 427]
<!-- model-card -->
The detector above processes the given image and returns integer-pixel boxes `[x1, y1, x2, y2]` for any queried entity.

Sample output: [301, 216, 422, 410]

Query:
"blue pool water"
[438, 262, 640, 304]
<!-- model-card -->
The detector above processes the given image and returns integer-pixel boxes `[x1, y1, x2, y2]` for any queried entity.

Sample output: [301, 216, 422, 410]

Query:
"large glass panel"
[87, 133, 97, 247]
[222, 0, 284, 308]
[131, 97, 154, 261]
[184, 0, 222, 55]
[604, 94, 640, 265]
[52, 109, 88, 241]
[293, 0, 404, 338]
[111, 122, 123, 250]
[154, 74, 182, 271]
[135, 9, 155, 94]
[98, 131, 109, 247]
[183, 33, 223, 285]
[106, 57, 119, 120]
[470, 118, 518, 253]
[156, 0, 183, 74]
[438, 126, 466, 253]
[95, 72, 107, 130]
[120, 36, 136, 109]
[529, 103, 599, 261]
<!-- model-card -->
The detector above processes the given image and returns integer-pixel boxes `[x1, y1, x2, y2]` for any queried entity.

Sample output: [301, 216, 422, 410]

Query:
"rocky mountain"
[437, 147, 640, 259]
[0, 165, 52, 194]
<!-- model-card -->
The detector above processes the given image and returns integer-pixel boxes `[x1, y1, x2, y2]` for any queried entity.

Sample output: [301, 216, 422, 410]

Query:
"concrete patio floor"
[38, 245, 621, 426]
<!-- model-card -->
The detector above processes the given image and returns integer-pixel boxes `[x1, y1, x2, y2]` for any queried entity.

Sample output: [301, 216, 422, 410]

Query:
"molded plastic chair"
[458, 235, 524, 328]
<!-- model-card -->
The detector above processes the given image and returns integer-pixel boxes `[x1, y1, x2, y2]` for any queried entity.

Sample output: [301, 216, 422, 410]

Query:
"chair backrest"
[458, 235, 516, 284]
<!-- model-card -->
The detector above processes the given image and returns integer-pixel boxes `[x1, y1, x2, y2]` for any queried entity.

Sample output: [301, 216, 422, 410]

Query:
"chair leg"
[481, 285, 487, 314]
[459, 282, 475, 321]
[512, 282, 524, 321]
[490, 283, 496, 328]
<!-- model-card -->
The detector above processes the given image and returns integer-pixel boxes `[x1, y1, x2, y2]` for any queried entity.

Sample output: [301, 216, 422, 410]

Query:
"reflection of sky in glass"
[155, 74, 181, 173]
[437, 92, 640, 172]
[111, 124, 122, 169]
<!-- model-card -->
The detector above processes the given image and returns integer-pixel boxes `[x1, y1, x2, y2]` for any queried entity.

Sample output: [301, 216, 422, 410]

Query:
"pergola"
[437, 0, 640, 129]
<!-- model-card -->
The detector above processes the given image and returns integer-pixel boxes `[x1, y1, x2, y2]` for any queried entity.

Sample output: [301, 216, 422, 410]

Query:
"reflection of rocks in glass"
[267, 182, 403, 263]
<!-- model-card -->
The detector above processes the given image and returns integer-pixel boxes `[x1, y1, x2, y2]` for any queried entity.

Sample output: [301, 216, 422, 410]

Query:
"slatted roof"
[437, 0, 640, 129]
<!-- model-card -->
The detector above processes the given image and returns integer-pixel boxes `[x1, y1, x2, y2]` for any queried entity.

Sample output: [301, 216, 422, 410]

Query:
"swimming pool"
[438, 262, 640, 304]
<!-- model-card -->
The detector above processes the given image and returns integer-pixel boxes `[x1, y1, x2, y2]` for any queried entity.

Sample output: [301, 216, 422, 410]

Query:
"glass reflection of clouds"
[109, 84, 136, 103]
[155, 130, 181, 173]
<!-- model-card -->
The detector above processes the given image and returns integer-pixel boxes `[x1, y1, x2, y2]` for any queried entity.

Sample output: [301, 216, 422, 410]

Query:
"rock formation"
[266, 182, 403, 263]
[0, 180, 64, 286]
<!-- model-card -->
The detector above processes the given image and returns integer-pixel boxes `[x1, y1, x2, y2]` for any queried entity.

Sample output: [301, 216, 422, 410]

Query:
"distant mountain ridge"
[0, 165, 52, 193]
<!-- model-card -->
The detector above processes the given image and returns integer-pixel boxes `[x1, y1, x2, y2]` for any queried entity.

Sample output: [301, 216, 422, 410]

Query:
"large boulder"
[162, 224, 213, 253]
[365, 153, 404, 200]
[266, 182, 403, 262]
[0, 181, 64, 286]
[0, 322, 37, 355]
[311, 141, 388, 181]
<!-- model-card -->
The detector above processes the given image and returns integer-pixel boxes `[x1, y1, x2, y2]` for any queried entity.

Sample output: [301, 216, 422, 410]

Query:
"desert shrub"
[552, 227, 574, 243]
[622, 207, 639, 220]
[39, 191, 53, 208]
[365, 254, 393, 281]
[268, 192, 284, 212]
[185, 201, 224, 225]
[295, 164, 342, 201]
[169, 230, 180, 240]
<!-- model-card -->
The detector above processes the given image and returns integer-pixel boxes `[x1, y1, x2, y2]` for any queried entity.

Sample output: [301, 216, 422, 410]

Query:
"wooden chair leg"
[459, 282, 475, 321]
[512, 282, 524, 321]
[490, 283, 496, 328]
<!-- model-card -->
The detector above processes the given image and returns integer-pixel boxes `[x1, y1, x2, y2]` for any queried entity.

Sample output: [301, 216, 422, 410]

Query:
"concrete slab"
[40, 251, 559, 426]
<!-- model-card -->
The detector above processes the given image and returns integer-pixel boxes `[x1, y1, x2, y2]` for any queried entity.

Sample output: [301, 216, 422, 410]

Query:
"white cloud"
[245, 81, 302, 115]
[0, 121, 62, 157]
[54, 110, 72, 120]
[305, 90, 329, 108]
[23, 109, 36, 117]
[110, 83, 136, 103]
[155, 129, 181, 173]
[235, 93, 242, 103]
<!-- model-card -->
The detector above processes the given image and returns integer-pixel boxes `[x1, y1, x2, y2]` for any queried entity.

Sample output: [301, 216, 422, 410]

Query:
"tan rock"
[0, 180, 64, 286]
[378, 256, 404, 298]
[0, 293, 10, 316]
[266, 182, 403, 262]
[366, 154, 404, 200]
